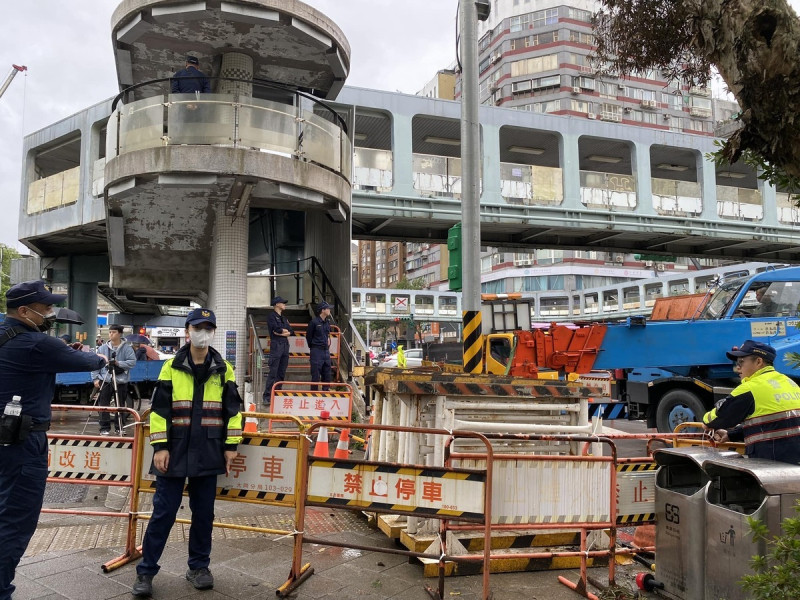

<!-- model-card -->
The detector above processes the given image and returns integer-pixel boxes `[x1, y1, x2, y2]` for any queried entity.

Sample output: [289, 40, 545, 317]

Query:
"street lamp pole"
[459, 0, 489, 373]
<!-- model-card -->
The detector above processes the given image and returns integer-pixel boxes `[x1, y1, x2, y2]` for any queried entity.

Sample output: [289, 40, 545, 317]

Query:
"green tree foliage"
[741, 504, 800, 599]
[593, 0, 800, 191]
[395, 276, 426, 290]
[0, 245, 21, 313]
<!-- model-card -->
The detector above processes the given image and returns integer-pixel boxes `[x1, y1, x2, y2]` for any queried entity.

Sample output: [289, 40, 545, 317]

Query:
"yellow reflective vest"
[149, 345, 243, 477]
[704, 365, 800, 463]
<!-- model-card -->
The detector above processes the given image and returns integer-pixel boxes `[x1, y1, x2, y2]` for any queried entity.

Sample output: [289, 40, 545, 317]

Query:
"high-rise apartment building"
[357, 241, 406, 288]
[468, 0, 715, 135]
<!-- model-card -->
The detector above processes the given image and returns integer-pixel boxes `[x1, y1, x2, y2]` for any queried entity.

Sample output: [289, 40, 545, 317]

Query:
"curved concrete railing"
[107, 93, 351, 184]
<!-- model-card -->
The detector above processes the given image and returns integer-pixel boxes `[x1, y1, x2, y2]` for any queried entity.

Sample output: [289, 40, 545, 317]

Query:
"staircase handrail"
[247, 313, 265, 405]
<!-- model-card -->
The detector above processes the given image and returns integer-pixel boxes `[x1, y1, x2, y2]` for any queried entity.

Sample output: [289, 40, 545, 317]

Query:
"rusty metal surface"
[363, 367, 594, 398]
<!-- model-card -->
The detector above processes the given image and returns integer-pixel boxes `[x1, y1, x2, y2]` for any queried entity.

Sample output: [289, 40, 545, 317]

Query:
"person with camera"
[92, 324, 137, 435]
[0, 281, 107, 600]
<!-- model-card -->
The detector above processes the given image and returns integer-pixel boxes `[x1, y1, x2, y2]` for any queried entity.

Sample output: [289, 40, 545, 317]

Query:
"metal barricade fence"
[280, 421, 494, 600]
[134, 411, 308, 544]
[444, 433, 619, 599]
[44, 405, 144, 572]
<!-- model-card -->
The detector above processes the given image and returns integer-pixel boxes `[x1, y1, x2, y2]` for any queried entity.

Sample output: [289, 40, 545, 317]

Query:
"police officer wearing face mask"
[132, 308, 243, 598]
[0, 281, 107, 600]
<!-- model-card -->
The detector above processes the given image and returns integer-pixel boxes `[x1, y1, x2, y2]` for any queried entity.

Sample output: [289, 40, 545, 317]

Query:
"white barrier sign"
[48, 438, 133, 481]
[307, 462, 485, 519]
[141, 436, 298, 502]
[271, 393, 351, 419]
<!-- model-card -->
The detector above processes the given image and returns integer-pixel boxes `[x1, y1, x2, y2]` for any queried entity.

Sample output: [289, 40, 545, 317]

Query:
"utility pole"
[459, 1, 489, 373]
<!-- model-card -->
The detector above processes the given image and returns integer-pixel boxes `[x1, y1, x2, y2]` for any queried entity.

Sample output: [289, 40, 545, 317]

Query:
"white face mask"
[189, 329, 214, 348]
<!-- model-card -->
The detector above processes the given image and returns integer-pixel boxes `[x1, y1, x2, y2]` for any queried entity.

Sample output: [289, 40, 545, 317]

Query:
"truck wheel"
[656, 390, 705, 433]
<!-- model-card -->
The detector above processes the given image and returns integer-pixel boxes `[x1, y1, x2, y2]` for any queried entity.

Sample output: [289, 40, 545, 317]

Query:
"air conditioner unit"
[617, 83, 626, 90]
[663, 114, 671, 120]
[645, 261, 654, 267]
[571, 86, 581, 95]
[623, 107, 631, 113]
[490, 83, 499, 92]
[641, 99, 657, 109]
[491, 53, 501, 64]
[655, 263, 666, 271]
[516, 259, 533, 266]
[587, 112, 596, 119]
[614, 255, 624, 264]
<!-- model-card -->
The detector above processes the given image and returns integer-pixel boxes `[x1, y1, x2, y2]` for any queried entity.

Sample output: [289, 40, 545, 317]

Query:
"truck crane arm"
[0, 65, 27, 100]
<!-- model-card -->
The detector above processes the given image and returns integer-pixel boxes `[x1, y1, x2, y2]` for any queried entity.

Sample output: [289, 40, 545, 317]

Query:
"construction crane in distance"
[0, 65, 27, 100]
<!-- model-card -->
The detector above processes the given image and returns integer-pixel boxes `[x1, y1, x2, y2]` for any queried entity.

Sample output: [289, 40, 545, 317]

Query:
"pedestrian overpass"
[351, 261, 775, 324]
[337, 87, 800, 263]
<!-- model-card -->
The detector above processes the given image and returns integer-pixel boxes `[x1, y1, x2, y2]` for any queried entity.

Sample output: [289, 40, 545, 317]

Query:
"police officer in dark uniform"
[704, 340, 800, 463]
[306, 301, 333, 388]
[171, 55, 211, 94]
[262, 296, 294, 405]
[0, 281, 106, 600]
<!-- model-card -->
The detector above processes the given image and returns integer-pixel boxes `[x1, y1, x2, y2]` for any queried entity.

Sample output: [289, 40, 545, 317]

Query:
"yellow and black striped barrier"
[462, 309, 483, 373]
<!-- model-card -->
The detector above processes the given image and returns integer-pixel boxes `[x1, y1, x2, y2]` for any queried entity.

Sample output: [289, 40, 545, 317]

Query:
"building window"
[532, 8, 558, 28]
[510, 14, 530, 32]
[533, 100, 561, 113]
[569, 31, 594, 44]
[571, 99, 592, 113]
[511, 54, 558, 77]
[532, 74, 561, 89]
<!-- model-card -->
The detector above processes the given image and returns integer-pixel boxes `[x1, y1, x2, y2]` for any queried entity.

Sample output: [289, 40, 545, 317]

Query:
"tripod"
[81, 353, 125, 435]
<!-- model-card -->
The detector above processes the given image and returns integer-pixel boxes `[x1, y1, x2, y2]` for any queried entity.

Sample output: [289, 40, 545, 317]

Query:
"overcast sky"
[2, 1, 798, 254]
[0, 0, 458, 251]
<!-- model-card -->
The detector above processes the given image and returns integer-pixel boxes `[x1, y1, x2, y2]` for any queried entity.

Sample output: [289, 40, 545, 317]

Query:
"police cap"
[316, 301, 333, 313]
[272, 296, 288, 305]
[6, 280, 67, 309]
[726, 340, 776, 362]
[185, 308, 216, 327]
[186, 56, 199, 65]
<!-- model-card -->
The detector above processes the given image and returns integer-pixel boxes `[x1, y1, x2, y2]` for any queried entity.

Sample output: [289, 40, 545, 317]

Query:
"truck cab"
[604, 267, 800, 431]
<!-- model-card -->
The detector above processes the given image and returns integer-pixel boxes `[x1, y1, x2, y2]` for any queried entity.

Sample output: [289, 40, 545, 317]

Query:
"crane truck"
[0, 65, 27, 100]
[504, 265, 800, 432]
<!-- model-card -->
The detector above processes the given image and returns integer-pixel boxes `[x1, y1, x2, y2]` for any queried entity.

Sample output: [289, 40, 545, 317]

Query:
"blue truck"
[529, 266, 800, 432]
[55, 359, 165, 407]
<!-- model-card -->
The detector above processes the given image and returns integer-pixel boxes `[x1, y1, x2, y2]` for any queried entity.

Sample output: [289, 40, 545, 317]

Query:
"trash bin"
[704, 458, 800, 600]
[653, 447, 741, 600]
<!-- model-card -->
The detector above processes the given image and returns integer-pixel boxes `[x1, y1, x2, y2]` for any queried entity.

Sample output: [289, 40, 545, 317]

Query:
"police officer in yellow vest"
[703, 340, 800, 464]
[132, 308, 243, 597]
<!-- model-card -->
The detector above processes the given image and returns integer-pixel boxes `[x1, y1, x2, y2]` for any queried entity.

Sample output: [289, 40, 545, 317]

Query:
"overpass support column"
[392, 113, 416, 197]
[559, 134, 582, 210]
[632, 142, 655, 216]
[697, 153, 718, 222]
[209, 205, 249, 388]
[758, 175, 779, 227]
[67, 255, 108, 346]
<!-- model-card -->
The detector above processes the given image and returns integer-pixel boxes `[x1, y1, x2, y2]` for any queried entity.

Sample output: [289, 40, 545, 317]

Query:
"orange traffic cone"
[313, 410, 331, 457]
[244, 402, 258, 434]
[334, 428, 351, 459]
